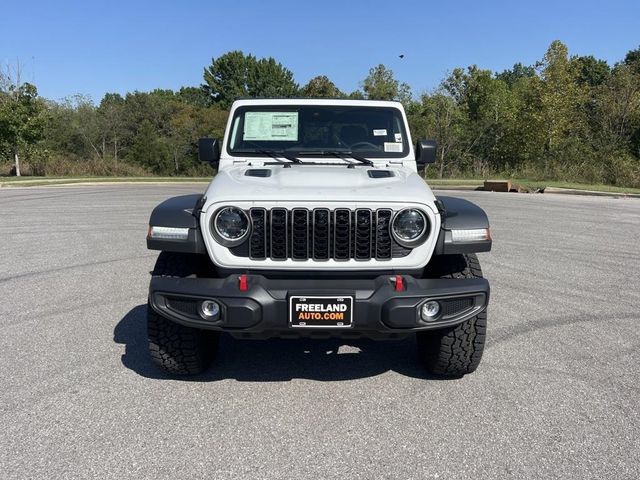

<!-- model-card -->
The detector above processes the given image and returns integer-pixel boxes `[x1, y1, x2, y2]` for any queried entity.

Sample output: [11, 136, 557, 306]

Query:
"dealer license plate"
[289, 296, 353, 328]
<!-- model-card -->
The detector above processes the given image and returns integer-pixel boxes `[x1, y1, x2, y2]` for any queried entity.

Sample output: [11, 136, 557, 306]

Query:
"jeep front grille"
[246, 208, 412, 261]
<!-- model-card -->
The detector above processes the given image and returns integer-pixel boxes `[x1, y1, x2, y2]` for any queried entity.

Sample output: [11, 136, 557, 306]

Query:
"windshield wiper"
[233, 149, 302, 165]
[321, 151, 374, 167]
[261, 150, 302, 164]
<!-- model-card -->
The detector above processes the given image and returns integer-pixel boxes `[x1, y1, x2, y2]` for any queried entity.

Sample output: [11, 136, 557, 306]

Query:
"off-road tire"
[147, 252, 219, 375]
[416, 253, 487, 377]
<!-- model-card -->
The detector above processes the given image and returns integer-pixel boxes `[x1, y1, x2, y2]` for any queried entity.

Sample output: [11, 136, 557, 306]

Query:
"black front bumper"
[149, 273, 489, 339]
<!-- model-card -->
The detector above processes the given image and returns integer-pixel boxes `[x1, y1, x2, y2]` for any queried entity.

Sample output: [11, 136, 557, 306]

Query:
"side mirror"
[416, 139, 437, 170]
[198, 138, 220, 166]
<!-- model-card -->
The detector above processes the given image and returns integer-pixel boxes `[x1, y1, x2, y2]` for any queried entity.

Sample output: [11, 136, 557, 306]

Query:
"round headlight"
[391, 208, 428, 247]
[212, 207, 250, 245]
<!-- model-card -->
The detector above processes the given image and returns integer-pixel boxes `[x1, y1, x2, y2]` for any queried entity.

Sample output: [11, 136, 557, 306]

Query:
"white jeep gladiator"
[146, 99, 491, 377]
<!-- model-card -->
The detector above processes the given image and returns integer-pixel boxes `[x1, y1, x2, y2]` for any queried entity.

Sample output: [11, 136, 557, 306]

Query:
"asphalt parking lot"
[0, 185, 638, 479]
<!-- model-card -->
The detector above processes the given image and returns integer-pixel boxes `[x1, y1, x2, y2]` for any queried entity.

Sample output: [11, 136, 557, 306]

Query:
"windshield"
[227, 105, 409, 158]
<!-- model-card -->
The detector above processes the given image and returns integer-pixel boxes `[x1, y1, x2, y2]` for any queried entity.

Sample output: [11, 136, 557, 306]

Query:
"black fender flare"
[146, 194, 207, 254]
[433, 196, 492, 255]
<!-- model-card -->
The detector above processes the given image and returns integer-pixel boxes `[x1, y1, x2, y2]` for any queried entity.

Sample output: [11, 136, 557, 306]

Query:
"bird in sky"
[399, 54, 405, 59]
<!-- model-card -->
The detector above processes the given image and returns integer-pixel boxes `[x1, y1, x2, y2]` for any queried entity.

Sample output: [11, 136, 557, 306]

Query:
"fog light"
[420, 301, 440, 321]
[199, 300, 220, 320]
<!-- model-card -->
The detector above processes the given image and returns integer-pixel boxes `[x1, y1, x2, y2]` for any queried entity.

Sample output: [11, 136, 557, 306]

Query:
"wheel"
[416, 253, 487, 377]
[147, 252, 219, 375]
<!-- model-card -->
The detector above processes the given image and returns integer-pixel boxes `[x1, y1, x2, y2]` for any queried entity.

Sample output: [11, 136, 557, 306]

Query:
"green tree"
[202, 51, 253, 108]
[301, 75, 343, 98]
[202, 51, 298, 108]
[127, 119, 171, 174]
[410, 91, 465, 178]
[43, 100, 80, 159]
[362, 64, 412, 104]
[177, 86, 211, 108]
[98, 93, 126, 162]
[167, 104, 228, 174]
[442, 66, 518, 174]
[495, 63, 536, 87]
[347, 90, 365, 99]
[572, 55, 610, 87]
[248, 57, 298, 98]
[536, 40, 590, 175]
[64, 95, 104, 160]
[119, 90, 180, 144]
[0, 79, 46, 176]
[592, 64, 640, 164]
[623, 45, 640, 74]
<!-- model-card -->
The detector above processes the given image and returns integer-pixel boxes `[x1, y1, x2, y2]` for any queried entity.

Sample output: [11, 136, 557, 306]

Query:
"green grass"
[427, 177, 640, 194]
[424, 178, 485, 186]
[512, 179, 640, 194]
[2, 175, 640, 194]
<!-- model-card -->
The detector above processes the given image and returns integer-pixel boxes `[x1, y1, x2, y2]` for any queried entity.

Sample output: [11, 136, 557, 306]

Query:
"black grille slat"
[270, 208, 288, 260]
[375, 209, 393, 260]
[333, 209, 351, 260]
[291, 209, 309, 260]
[313, 209, 330, 260]
[355, 209, 372, 260]
[249, 209, 267, 259]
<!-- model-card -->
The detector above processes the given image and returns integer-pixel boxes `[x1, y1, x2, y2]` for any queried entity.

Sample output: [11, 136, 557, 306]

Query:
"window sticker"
[373, 129, 387, 136]
[384, 142, 403, 152]
[394, 133, 402, 142]
[243, 112, 298, 141]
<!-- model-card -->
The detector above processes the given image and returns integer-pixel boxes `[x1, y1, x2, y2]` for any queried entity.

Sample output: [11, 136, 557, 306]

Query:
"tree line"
[1, 40, 639, 186]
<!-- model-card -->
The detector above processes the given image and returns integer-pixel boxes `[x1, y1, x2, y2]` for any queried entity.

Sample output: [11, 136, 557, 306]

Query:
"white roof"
[231, 98, 404, 108]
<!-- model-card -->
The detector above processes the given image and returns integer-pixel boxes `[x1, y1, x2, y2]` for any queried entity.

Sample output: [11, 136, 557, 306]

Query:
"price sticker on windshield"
[243, 112, 299, 141]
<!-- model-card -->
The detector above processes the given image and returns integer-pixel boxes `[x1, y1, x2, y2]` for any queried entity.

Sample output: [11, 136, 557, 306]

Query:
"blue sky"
[1, 0, 639, 102]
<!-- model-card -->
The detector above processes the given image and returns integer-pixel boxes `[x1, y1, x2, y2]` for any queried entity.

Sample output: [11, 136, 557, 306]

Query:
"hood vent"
[245, 169, 272, 178]
[368, 169, 394, 178]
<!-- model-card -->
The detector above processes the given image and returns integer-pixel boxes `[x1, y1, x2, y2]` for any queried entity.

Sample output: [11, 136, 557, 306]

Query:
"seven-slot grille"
[246, 208, 413, 261]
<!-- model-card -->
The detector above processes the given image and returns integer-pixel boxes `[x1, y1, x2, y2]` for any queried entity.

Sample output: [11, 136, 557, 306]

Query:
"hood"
[203, 165, 435, 205]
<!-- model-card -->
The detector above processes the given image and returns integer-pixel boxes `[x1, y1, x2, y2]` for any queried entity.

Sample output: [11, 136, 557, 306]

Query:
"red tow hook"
[239, 274, 248, 291]
[394, 275, 404, 292]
